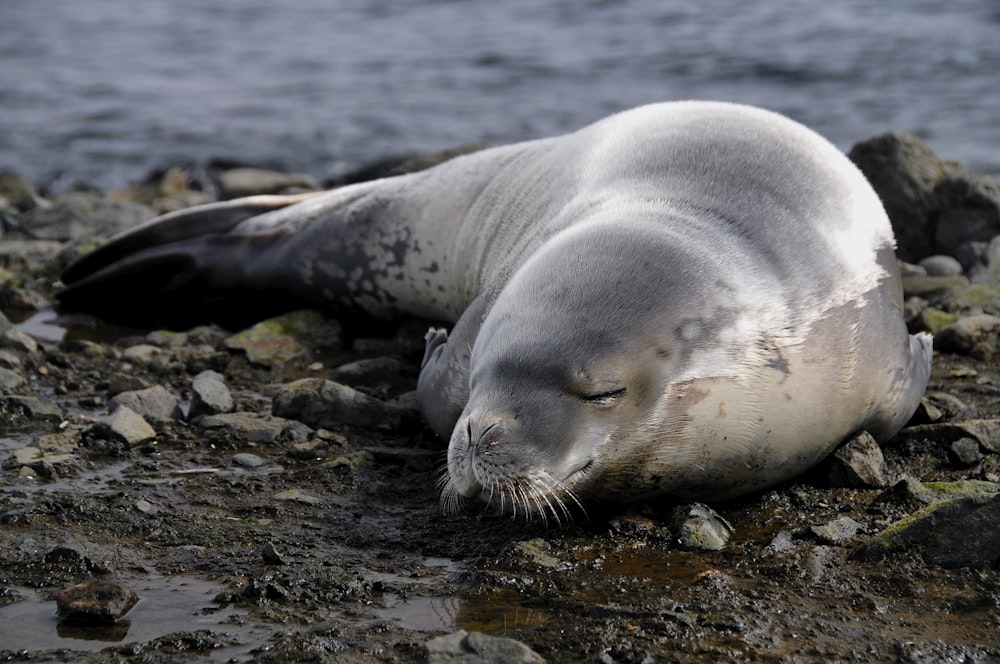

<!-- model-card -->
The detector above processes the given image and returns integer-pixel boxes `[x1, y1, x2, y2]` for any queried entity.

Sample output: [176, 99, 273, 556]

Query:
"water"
[1, 0, 998, 194]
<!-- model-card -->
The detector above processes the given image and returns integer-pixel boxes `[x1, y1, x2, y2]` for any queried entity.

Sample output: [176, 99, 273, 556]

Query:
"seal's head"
[440, 217, 721, 521]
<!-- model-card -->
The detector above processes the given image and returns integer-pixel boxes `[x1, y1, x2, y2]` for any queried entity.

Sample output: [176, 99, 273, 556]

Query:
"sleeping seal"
[59, 101, 932, 519]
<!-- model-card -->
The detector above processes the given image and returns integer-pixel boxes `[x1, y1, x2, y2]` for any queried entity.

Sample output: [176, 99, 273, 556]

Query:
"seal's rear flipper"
[58, 194, 322, 327]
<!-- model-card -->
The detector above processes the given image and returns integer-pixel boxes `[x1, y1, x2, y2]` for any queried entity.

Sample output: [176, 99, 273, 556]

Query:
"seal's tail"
[58, 193, 321, 327]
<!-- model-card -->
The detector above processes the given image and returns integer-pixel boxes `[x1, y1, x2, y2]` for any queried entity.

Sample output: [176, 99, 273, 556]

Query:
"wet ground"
[1, 296, 999, 663]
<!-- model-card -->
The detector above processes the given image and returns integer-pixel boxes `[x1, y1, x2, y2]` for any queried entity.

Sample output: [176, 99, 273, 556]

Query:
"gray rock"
[827, 431, 887, 488]
[24, 191, 154, 242]
[811, 516, 864, 544]
[106, 371, 152, 397]
[1, 328, 40, 354]
[901, 419, 1000, 453]
[847, 131, 963, 261]
[261, 542, 285, 565]
[0, 169, 45, 211]
[199, 411, 293, 443]
[272, 378, 403, 431]
[232, 452, 268, 468]
[933, 175, 1000, 254]
[426, 629, 545, 664]
[188, 370, 234, 419]
[0, 367, 24, 390]
[669, 502, 734, 552]
[217, 167, 319, 199]
[900, 274, 969, 302]
[100, 406, 157, 446]
[918, 254, 964, 276]
[854, 493, 1000, 568]
[55, 579, 138, 623]
[224, 309, 343, 366]
[934, 314, 1000, 354]
[948, 437, 984, 467]
[110, 385, 183, 421]
[0, 395, 63, 424]
[330, 356, 418, 395]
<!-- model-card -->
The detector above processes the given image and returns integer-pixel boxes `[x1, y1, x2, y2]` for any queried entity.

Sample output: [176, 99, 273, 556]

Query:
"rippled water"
[2, 0, 998, 192]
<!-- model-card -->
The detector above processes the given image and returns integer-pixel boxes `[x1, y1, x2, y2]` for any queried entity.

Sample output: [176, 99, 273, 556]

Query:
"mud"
[1, 301, 998, 664]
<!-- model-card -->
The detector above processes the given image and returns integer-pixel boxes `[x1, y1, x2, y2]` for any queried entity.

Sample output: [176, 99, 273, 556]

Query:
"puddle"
[10, 307, 143, 344]
[0, 575, 247, 653]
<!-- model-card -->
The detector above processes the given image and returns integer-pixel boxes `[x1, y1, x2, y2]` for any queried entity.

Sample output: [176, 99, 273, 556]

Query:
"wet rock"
[876, 478, 999, 512]
[847, 131, 963, 261]
[110, 385, 183, 422]
[426, 629, 545, 664]
[511, 538, 564, 570]
[1, 328, 40, 354]
[55, 579, 139, 623]
[224, 309, 343, 366]
[24, 191, 154, 242]
[0, 367, 24, 389]
[934, 314, 1000, 354]
[669, 502, 734, 551]
[948, 437, 984, 467]
[854, 493, 1000, 568]
[216, 167, 319, 199]
[918, 254, 964, 276]
[905, 418, 1000, 453]
[106, 371, 152, 397]
[908, 397, 943, 424]
[232, 452, 268, 468]
[827, 431, 887, 488]
[811, 516, 864, 544]
[0, 394, 63, 424]
[933, 174, 1000, 253]
[188, 370, 234, 419]
[272, 489, 323, 506]
[95, 405, 157, 447]
[272, 378, 403, 431]
[199, 412, 295, 443]
[121, 343, 172, 369]
[913, 307, 957, 334]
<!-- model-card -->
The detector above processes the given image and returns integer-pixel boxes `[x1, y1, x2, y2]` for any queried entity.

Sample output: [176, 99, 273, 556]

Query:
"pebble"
[101, 405, 157, 446]
[261, 542, 285, 565]
[0, 395, 63, 423]
[1, 328, 39, 354]
[110, 385, 183, 421]
[426, 629, 545, 664]
[948, 437, 984, 467]
[827, 431, 887, 488]
[217, 167, 319, 199]
[918, 254, 964, 276]
[55, 579, 139, 623]
[224, 309, 343, 366]
[0, 367, 24, 389]
[934, 314, 1000, 354]
[199, 412, 293, 443]
[811, 516, 864, 544]
[188, 370, 234, 419]
[272, 489, 323, 505]
[669, 502, 734, 552]
[232, 452, 268, 468]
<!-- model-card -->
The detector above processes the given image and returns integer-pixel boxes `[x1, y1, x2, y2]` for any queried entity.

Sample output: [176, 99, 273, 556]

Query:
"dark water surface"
[2, 0, 998, 192]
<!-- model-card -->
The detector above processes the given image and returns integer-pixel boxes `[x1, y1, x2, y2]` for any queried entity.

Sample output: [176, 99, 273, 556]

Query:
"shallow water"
[2, 0, 998, 193]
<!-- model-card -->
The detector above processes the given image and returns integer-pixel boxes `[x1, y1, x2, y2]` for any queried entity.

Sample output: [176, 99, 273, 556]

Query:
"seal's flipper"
[61, 193, 321, 285]
[58, 195, 323, 327]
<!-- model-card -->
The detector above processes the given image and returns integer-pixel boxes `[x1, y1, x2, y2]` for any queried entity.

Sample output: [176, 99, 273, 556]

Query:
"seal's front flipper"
[417, 295, 490, 439]
[58, 194, 322, 327]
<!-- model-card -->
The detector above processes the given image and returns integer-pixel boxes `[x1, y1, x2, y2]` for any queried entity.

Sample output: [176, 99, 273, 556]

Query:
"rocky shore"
[1, 133, 999, 663]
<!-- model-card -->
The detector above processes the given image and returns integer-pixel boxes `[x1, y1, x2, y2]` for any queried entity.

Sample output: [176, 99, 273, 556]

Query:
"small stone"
[199, 412, 291, 443]
[1, 328, 39, 354]
[55, 579, 139, 623]
[669, 502, 734, 551]
[224, 310, 343, 366]
[0, 367, 24, 389]
[232, 452, 268, 468]
[110, 385, 183, 421]
[188, 370, 234, 419]
[827, 431, 887, 488]
[811, 516, 864, 544]
[135, 499, 156, 514]
[426, 629, 545, 664]
[948, 438, 985, 467]
[11, 446, 43, 466]
[100, 406, 157, 446]
[121, 343, 168, 365]
[272, 489, 323, 505]
[261, 542, 285, 565]
[0, 395, 63, 424]
[106, 371, 152, 397]
[918, 255, 964, 276]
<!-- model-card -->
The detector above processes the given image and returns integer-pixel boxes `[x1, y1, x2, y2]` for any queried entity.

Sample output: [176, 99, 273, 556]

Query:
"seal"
[60, 101, 933, 519]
